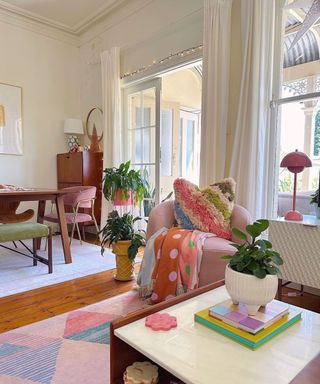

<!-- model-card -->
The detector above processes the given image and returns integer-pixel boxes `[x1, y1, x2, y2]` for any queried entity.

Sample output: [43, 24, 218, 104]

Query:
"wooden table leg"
[35, 200, 46, 250]
[56, 195, 72, 264]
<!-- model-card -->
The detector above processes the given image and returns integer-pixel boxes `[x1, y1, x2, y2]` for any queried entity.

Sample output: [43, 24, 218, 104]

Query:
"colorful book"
[209, 299, 290, 335]
[194, 306, 302, 350]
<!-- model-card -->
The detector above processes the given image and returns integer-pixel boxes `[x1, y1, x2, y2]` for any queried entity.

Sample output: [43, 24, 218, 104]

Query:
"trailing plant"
[310, 189, 319, 205]
[222, 219, 283, 279]
[102, 161, 145, 205]
[100, 210, 144, 260]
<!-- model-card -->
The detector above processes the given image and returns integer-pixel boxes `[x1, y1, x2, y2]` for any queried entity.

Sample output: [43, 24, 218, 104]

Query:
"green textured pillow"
[173, 178, 236, 239]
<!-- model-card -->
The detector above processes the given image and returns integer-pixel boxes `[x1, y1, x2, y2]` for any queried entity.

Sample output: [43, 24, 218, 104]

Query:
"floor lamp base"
[284, 210, 303, 221]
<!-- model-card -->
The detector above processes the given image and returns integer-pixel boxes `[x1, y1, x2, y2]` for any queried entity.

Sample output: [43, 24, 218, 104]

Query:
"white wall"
[0, 21, 80, 189]
[79, 0, 203, 120]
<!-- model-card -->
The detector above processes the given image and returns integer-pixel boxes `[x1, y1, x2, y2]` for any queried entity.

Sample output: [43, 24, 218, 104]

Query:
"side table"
[268, 216, 320, 291]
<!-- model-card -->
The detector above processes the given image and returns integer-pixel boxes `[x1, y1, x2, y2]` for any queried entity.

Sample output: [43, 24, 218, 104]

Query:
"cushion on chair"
[173, 178, 235, 239]
[0, 223, 49, 242]
[44, 212, 92, 224]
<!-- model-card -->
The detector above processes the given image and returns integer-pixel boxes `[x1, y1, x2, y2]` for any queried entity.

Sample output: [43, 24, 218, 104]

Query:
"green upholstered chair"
[0, 222, 53, 273]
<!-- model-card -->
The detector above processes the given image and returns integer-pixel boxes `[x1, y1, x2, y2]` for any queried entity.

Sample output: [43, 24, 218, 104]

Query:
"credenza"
[57, 151, 103, 224]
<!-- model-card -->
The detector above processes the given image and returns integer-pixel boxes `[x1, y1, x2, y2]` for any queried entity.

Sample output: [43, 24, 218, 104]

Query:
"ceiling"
[0, 0, 125, 33]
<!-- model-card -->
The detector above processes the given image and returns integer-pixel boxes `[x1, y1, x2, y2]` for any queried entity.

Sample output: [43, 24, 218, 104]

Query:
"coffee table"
[110, 281, 320, 383]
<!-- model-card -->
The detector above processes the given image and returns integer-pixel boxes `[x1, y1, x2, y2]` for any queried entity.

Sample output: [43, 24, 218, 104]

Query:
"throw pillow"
[173, 178, 236, 239]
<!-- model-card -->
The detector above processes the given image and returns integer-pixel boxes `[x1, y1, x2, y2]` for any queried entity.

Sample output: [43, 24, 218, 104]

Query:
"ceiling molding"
[79, 0, 154, 45]
[0, 6, 79, 46]
[0, 0, 133, 44]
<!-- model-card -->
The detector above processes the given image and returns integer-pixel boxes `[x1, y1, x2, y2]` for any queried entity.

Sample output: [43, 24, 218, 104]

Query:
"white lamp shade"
[64, 119, 84, 135]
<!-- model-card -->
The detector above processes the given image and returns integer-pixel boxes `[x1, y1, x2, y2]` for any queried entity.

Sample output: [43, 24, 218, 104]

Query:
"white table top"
[115, 286, 320, 384]
[274, 215, 320, 226]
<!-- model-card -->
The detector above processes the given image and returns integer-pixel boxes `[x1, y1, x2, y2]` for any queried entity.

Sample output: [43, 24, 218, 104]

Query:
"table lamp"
[280, 149, 312, 221]
[64, 119, 84, 149]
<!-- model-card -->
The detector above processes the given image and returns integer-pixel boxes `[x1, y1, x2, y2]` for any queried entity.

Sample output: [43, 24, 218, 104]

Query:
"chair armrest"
[146, 201, 176, 241]
[230, 204, 252, 244]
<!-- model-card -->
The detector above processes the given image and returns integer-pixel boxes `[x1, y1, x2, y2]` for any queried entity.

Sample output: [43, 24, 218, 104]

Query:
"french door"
[123, 78, 161, 217]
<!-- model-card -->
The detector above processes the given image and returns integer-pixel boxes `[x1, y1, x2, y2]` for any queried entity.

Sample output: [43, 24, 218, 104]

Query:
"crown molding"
[0, 0, 131, 45]
[0, 4, 79, 45]
[79, 0, 154, 45]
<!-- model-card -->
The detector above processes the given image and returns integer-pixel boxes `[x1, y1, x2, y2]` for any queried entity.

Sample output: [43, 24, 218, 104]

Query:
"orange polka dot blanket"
[148, 227, 214, 304]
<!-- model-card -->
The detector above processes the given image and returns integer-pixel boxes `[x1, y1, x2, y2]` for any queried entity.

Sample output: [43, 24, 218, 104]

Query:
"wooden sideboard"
[57, 151, 103, 224]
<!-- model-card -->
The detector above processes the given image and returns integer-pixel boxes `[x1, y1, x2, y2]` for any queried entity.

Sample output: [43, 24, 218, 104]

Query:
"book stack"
[194, 299, 302, 350]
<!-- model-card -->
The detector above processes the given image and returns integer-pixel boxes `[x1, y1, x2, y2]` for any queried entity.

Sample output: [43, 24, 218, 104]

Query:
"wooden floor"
[0, 268, 139, 333]
[0, 231, 319, 333]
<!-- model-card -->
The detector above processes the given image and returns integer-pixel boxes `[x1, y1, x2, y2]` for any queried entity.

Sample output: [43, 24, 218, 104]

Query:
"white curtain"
[200, 0, 233, 187]
[228, 0, 285, 220]
[100, 47, 122, 226]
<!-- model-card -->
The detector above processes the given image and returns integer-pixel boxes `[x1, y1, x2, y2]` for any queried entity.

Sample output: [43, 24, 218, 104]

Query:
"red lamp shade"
[280, 149, 312, 221]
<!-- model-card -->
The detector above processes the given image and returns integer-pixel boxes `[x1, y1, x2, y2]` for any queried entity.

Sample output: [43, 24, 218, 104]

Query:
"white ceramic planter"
[225, 264, 278, 315]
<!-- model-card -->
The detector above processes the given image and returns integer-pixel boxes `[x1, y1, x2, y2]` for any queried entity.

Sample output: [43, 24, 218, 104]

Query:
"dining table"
[0, 188, 72, 263]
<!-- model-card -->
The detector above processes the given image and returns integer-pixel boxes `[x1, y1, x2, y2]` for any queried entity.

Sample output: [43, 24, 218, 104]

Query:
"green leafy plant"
[141, 168, 173, 217]
[310, 189, 319, 205]
[222, 219, 283, 279]
[102, 161, 145, 205]
[100, 210, 144, 260]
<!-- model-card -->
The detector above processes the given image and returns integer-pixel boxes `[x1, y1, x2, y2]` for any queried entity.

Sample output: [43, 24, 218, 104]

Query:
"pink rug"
[0, 291, 144, 383]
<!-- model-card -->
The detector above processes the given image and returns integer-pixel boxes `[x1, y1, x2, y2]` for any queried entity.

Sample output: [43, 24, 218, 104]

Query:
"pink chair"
[44, 186, 99, 245]
[146, 201, 252, 286]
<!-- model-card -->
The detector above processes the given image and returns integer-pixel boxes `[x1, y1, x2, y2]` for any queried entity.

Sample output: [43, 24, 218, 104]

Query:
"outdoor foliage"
[222, 219, 283, 279]
[102, 161, 145, 205]
[100, 210, 144, 260]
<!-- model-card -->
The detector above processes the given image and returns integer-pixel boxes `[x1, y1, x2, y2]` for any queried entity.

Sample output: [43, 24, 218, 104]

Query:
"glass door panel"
[123, 79, 161, 220]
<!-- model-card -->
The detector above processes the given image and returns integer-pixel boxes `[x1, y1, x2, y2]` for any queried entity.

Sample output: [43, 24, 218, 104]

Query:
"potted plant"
[102, 161, 145, 206]
[310, 189, 320, 218]
[100, 210, 143, 281]
[222, 219, 283, 315]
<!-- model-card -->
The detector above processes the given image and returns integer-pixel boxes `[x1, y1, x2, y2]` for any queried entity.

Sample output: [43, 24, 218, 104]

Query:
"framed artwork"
[0, 82, 23, 155]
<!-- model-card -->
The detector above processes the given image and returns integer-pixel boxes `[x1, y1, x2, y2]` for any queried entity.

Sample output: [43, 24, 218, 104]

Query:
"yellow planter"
[112, 240, 135, 281]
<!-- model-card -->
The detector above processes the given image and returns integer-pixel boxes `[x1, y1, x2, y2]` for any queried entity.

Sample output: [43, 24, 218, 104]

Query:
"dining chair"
[44, 186, 99, 245]
[0, 201, 35, 248]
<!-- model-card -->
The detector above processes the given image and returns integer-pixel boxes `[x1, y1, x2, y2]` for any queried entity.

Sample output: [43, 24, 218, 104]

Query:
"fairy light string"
[121, 45, 203, 79]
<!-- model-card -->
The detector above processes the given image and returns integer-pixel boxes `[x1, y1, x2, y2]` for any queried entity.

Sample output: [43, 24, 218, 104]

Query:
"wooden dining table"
[0, 189, 72, 263]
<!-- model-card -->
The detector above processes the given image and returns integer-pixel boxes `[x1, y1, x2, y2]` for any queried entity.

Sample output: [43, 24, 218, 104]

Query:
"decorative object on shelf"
[222, 219, 283, 315]
[145, 313, 177, 331]
[100, 210, 143, 281]
[64, 118, 84, 151]
[102, 160, 145, 206]
[280, 149, 312, 221]
[85, 107, 103, 152]
[123, 361, 159, 384]
[0, 82, 22, 155]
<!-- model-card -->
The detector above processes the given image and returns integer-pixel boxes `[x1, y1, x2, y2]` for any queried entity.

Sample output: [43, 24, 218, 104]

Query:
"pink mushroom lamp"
[280, 149, 312, 221]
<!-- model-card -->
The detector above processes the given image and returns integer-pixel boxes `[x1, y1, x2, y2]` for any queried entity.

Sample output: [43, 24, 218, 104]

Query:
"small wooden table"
[111, 282, 320, 384]
[0, 189, 71, 263]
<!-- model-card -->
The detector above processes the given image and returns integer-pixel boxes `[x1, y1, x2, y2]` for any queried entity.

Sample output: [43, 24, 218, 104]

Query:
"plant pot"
[113, 189, 133, 206]
[225, 264, 278, 315]
[112, 240, 135, 281]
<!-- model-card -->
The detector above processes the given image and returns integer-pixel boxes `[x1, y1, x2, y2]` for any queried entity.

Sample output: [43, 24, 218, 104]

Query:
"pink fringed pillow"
[173, 178, 236, 239]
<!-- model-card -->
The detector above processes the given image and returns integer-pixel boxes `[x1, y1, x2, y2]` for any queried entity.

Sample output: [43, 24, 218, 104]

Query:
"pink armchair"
[146, 201, 251, 286]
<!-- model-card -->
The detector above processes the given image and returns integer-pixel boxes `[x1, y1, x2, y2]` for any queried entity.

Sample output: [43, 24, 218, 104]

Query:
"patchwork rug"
[0, 290, 144, 383]
[0, 236, 116, 298]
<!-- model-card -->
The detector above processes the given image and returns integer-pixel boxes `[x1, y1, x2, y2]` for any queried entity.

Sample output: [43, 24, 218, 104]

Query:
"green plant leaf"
[269, 253, 283, 265]
[255, 219, 269, 232]
[253, 267, 267, 279]
[221, 255, 233, 260]
[245, 224, 261, 239]
[232, 228, 248, 241]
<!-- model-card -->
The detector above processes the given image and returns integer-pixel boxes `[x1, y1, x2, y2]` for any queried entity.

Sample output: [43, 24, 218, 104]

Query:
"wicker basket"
[113, 240, 135, 281]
